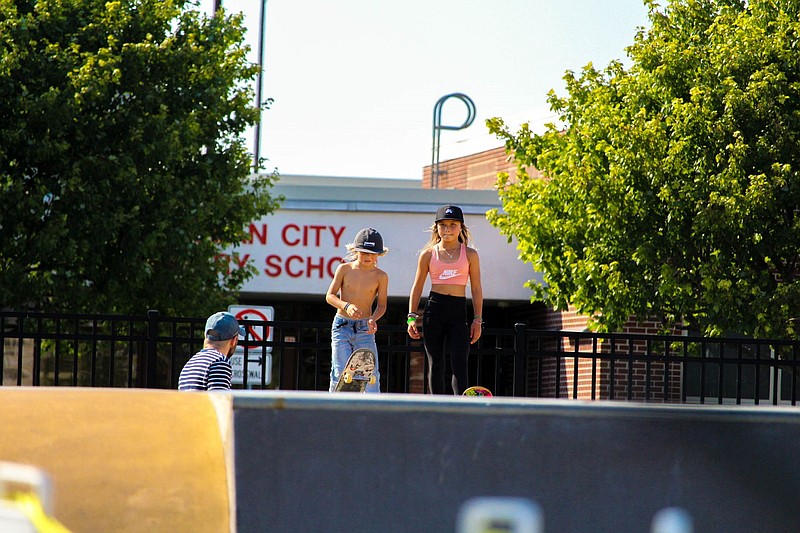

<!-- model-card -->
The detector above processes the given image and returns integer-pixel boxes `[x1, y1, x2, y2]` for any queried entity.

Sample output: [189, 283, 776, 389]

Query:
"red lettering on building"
[264, 255, 282, 276]
[262, 255, 343, 278]
[306, 255, 324, 278]
[282, 224, 301, 246]
[306, 225, 326, 246]
[329, 225, 345, 247]
[284, 255, 304, 277]
[246, 224, 267, 245]
[280, 224, 348, 248]
[233, 253, 250, 270]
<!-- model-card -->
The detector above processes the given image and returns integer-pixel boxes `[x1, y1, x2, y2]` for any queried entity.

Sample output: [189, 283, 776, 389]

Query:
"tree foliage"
[488, 0, 800, 338]
[0, 0, 280, 315]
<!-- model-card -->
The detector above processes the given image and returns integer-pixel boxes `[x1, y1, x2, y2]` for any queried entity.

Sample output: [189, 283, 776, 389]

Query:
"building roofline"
[270, 174, 501, 214]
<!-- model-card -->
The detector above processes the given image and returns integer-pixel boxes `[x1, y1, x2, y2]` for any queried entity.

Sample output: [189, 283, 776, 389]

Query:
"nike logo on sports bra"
[438, 269, 461, 280]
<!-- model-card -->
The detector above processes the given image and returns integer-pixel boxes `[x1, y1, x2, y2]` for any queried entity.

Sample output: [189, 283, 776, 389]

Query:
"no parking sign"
[228, 305, 274, 386]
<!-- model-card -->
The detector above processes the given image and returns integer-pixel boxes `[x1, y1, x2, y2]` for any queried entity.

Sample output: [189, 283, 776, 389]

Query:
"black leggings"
[423, 292, 469, 395]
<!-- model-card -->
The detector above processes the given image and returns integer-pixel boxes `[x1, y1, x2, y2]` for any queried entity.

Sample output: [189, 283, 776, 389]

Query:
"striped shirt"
[178, 348, 232, 391]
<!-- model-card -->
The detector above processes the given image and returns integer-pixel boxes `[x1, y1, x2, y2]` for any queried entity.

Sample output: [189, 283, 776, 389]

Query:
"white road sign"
[228, 305, 274, 387]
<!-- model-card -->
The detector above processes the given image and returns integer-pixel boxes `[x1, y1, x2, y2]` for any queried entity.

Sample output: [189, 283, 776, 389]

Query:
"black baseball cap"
[435, 205, 464, 223]
[353, 228, 385, 254]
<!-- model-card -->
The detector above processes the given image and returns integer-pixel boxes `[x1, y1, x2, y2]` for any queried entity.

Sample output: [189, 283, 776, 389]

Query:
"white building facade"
[223, 175, 540, 315]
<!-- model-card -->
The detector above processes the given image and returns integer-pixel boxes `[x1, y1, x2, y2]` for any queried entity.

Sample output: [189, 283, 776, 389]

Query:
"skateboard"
[462, 386, 493, 397]
[334, 348, 377, 392]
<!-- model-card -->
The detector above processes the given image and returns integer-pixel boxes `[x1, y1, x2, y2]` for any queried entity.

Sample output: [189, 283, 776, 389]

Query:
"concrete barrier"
[0, 388, 233, 533]
[3, 388, 799, 532]
[232, 392, 800, 533]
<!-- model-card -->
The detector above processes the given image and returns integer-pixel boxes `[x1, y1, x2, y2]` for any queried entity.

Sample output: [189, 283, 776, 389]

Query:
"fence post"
[513, 323, 527, 397]
[145, 310, 159, 388]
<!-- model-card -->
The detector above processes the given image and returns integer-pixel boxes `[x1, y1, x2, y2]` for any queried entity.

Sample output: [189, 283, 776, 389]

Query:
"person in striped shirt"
[178, 311, 245, 391]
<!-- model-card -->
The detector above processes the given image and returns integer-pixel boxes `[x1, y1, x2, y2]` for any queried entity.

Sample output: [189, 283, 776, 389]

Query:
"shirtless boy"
[325, 228, 389, 393]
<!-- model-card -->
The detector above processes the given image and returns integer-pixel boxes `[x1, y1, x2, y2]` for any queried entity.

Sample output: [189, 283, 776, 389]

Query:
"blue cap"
[205, 312, 245, 341]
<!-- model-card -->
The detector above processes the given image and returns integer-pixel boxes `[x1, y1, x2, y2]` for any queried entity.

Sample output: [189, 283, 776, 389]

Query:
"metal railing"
[2, 311, 799, 405]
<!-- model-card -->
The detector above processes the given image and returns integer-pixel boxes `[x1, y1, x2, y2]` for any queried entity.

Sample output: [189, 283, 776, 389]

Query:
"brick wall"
[527, 305, 685, 401]
[422, 146, 540, 190]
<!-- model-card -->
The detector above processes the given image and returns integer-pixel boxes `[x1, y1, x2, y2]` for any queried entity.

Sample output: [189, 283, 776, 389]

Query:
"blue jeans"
[329, 315, 381, 393]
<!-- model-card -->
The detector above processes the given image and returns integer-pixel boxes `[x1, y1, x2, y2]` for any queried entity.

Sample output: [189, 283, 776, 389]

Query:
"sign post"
[228, 305, 274, 387]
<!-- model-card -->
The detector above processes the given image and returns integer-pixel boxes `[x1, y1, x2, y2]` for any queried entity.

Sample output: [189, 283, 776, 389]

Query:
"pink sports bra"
[429, 244, 469, 286]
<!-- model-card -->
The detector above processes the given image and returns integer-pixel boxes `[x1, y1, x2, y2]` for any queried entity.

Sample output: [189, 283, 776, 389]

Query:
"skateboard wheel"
[368, 375, 376, 385]
[342, 372, 353, 384]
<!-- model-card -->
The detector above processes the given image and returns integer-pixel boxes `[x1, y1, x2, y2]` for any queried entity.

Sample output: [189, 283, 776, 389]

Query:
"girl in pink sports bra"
[407, 205, 484, 395]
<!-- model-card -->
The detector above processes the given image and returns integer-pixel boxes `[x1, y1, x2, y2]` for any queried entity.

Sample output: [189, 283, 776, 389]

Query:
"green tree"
[0, 0, 280, 315]
[488, 0, 800, 338]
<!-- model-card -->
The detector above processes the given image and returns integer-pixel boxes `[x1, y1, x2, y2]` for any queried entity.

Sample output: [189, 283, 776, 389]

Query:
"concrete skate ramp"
[233, 392, 800, 533]
[0, 388, 233, 533]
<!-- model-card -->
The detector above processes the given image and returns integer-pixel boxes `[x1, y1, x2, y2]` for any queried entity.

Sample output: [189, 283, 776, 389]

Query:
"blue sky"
[201, 0, 652, 180]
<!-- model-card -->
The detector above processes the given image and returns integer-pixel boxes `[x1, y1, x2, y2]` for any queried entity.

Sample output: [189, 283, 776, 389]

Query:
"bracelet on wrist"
[406, 316, 417, 325]
[343, 302, 351, 312]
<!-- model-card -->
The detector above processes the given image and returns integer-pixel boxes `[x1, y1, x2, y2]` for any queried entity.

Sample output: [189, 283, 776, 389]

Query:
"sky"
[200, 0, 652, 180]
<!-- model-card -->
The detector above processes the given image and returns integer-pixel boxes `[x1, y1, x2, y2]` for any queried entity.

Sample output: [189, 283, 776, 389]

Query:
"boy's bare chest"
[342, 269, 381, 291]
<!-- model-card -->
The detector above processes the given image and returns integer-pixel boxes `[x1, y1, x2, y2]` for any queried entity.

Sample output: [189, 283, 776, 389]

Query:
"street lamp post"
[253, 0, 268, 172]
[212, 0, 268, 173]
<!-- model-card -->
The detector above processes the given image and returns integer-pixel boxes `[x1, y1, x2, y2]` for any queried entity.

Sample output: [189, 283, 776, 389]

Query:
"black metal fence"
[2, 310, 799, 405]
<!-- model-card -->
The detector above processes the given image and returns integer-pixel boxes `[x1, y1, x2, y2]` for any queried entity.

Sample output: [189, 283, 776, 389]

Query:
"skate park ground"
[1, 387, 799, 532]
